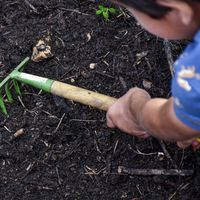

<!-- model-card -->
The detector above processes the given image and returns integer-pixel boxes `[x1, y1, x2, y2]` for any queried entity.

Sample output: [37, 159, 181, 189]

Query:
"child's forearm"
[130, 95, 200, 141]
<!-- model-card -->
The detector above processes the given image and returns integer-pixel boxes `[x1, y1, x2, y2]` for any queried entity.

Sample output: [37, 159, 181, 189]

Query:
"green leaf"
[0, 90, 8, 116]
[13, 80, 21, 96]
[103, 11, 109, 20]
[108, 7, 116, 13]
[96, 10, 102, 15]
[98, 5, 104, 10]
[5, 83, 13, 103]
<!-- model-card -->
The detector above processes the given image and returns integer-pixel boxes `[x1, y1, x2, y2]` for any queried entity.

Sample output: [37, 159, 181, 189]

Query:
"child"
[106, 0, 200, 149]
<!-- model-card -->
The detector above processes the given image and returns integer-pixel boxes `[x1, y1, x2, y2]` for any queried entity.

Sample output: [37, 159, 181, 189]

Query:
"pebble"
[89, 63, 97, 70]
[70, 78, 75, 83]
[142, 79, 152, 89]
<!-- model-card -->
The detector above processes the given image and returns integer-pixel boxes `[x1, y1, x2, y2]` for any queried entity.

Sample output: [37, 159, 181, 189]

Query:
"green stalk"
[5, 83, 13, 103]
[0, 90, 8, 116]
[10, 71, 54, 93]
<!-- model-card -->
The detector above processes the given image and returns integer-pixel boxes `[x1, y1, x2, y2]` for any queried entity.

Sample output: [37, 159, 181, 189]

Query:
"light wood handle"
[51, 81, 117, 111]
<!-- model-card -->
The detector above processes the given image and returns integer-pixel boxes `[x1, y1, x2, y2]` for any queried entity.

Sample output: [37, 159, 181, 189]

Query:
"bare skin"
[106, 0, 200, 149]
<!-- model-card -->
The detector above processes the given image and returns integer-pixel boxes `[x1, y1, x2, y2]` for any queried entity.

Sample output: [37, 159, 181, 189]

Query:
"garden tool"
[0, 57, 117, 116]
[1, 58, 200, 148]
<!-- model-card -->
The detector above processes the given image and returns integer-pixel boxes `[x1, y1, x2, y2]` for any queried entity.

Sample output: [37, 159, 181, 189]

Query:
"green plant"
[96, 5, 116, 20]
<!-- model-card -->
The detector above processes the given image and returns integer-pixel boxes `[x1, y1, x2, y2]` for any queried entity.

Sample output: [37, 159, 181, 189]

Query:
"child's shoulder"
[176, 30, 200, 67]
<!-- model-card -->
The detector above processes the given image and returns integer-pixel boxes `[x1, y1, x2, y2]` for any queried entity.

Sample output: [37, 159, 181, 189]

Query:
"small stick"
[53, 113, 65, 133]
[58, 8, 89, 16]
[20, 161, 36, 180]
[118, 166, 194, 176]
[163, 39, 174, 76]
[95, 71, 115, 79]
[158, 140, 178, 169]
[56, 167, 62, 185]
[4, 126, 12, 133]
[119, 76, 127, 90]
[168, 182, 190, 200]
[24, 0, 38, 13]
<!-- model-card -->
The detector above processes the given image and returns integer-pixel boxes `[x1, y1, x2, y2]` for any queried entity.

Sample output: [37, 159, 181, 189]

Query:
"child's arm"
[106, 87, 200, 141]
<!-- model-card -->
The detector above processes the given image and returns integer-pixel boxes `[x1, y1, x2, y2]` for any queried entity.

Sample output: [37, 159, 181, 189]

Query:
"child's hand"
[106, 87, 151, 138]
[177, 138, 200, 151]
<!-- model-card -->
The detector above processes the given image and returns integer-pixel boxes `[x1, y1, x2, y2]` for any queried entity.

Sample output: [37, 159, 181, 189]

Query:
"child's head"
[111, 0, 200, 40]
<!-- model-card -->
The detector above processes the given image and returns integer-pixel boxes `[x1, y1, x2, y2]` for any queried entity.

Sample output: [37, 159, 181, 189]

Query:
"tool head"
[0, 57, 29, 116]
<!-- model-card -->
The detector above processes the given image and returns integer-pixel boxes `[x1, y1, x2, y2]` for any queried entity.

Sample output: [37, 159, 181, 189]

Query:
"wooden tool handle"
[51, 81, 117, 111]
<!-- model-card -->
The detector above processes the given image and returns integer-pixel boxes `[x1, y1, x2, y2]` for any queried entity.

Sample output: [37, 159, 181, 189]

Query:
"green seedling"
[0, 58, 28, 116]
[96, 5, 116, 20]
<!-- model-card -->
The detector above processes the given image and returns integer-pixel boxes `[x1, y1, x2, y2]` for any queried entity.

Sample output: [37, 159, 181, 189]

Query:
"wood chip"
[10, 128, 25, 140]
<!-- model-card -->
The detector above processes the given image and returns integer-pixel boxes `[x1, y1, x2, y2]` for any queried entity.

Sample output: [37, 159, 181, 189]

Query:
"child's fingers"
[192, 140, 200, 151]
[106, 114, 116, 128]
[177, 138, 200, 150]
[135, 131, 150, 139]
[176, 139, 193, 149]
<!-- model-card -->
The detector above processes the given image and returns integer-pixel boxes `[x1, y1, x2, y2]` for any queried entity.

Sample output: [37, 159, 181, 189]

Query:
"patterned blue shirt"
[172, 30, 200, 131]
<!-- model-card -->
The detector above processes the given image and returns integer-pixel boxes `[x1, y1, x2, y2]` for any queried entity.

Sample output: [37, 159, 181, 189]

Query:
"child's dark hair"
[111, 0, 199, 19]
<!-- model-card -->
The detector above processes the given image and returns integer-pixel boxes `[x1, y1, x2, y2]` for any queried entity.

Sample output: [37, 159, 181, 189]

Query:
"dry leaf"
[31, 37, 53, 62]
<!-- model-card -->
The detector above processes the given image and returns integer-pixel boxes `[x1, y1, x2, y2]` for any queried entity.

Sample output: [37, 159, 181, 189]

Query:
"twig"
[95, 71, 115, 79]
[119, 76, 127, 90]
[133, 147, 158, 156]
[94, 139, 101, 153]
[113, 139, 119, 154]
[18, 96, 26, 109]
[24, 0, 38, 13]
[118, 166, 194, 176]
[84, 165, 106, 176]
[163, 39, 174, 76]
[168, 182, 190, 200]
[158, 140, 178, 169]
[20, 161, 36, 180]
[53, 113, 65, 133]
[4, 126, 12, 133]
[18, 96, 38, 115]
[58, 8, 89, 16]
[56, 167, 62, 185]
[70, 119, 97, 122]
[41, 110, 58, 119]
[62, 136, 82, 158]
[179, 149, 185, 168]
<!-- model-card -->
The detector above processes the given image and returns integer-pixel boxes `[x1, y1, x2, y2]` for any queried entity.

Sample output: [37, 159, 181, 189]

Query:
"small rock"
[89, 63, 97, 70]
[86, 32, 92, 42]
[158, 152, 165, 161]
[142, 79, 152, 89]
[70, 78, 75, 83]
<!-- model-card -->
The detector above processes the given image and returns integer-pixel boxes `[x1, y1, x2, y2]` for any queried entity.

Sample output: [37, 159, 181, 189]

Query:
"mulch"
[0, 0, 200, 199]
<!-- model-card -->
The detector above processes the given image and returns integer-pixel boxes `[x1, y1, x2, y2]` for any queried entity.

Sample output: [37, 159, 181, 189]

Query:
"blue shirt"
[172, 30, 200, 131]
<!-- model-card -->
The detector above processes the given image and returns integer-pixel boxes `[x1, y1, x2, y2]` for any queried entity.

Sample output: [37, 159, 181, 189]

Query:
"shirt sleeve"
[172, 31, 200, 131]
[173, 69, 200, 131]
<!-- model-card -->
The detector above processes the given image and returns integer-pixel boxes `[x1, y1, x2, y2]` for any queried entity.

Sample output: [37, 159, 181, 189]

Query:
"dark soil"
[0, 0, 200, 199]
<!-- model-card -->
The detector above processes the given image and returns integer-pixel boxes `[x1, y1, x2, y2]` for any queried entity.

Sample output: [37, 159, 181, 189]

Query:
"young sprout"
[96, 5, 116, 20]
